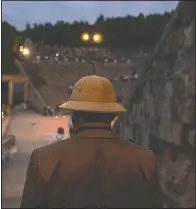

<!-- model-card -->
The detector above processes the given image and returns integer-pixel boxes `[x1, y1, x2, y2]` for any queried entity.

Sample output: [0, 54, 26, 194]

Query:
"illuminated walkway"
[2, 110, 69, 208]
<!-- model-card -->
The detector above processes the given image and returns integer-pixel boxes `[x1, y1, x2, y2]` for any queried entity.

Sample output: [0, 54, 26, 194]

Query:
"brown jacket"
[21, 123, 161, 208]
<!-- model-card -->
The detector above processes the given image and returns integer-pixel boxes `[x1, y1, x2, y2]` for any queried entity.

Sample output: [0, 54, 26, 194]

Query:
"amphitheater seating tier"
[20, 46, 151, 109]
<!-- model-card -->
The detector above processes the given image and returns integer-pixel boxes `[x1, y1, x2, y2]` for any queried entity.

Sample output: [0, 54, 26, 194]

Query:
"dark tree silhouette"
[19, 12, 172, 46]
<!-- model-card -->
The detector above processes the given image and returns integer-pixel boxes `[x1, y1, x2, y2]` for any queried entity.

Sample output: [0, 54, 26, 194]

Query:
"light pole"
[80, 32, 103, 74]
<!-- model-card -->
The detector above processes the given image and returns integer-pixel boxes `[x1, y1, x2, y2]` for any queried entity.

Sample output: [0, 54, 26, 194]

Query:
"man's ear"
[114, 113, 118, 120]
[111, 115, 118, 128]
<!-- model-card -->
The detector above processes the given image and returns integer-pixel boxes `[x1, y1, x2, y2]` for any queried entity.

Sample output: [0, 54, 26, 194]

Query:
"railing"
[15, 59, 47, 113]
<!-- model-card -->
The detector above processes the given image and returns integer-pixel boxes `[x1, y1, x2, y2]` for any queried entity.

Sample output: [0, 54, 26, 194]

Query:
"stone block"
[171, 122, 182, 146]
[171, 74, 186, 100]
[158, 116, 172, 143]
[123, 125, 133, 141]
[160, 98, 171, 119]
[145, 99, 155, 118]
[183, 22, 194, 47]
[164, 81, 174, 98]
[181, 98, 194, 125]
[143, 83, 151, 100]
[170, 96, 182, 122]
[185, 82, 195, 98]
[141, 130, 150, 149]
[188, 129, 195, 148]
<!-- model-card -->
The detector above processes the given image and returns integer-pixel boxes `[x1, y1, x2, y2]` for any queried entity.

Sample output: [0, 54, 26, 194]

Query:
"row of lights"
[81, 33, 103, 44]
[18, 33, 103, 57]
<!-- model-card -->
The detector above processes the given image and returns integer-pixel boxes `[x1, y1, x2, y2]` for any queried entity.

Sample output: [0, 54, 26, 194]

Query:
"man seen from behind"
[21, 75, 161, 208]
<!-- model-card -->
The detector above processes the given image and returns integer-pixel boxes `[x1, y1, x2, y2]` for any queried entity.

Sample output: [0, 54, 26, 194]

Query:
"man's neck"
[70, 121, 120, 139]
[74, 121, 111, 130]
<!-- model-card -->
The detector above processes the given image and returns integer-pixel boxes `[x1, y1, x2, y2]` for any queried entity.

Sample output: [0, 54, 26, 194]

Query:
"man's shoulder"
[36, 138, 71, 155]
[34, 137, 153, 163]
[35, 136, 76, 159]
[120, 140, 154, 160]
[32, 139, 72, 181]
[118, 140, 156, 178]
[34, 141, 58, 161]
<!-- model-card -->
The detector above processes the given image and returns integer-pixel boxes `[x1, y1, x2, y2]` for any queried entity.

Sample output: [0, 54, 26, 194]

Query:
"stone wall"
[119, 2, 195, 207]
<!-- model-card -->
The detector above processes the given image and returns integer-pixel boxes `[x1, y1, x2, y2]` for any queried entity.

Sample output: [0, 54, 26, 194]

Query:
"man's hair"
[72, 111, 116, 124]
[57, 127, 64, 134]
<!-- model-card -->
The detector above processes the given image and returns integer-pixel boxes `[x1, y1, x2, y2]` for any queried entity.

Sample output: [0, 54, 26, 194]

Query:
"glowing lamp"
[81, 33, 90, 41]
[93, 33, 102, 43]
[19, 46, 24, 52]
[23, 48, 30, 56]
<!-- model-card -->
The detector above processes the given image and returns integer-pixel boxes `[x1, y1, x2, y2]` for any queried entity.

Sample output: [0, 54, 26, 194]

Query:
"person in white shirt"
[55, 127, 67, 140]
[21, 102, 27, 110]
[50, 127, 69, 144]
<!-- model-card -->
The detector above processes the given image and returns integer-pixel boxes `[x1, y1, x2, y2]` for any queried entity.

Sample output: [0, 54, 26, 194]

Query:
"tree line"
[2, 22, 18, 75]
[20, 12, 172, 46]
[2, 11, 173, 76]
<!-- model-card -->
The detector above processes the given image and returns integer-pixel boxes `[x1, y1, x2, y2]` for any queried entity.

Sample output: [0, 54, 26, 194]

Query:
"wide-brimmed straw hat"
[59, 75, 127, 113]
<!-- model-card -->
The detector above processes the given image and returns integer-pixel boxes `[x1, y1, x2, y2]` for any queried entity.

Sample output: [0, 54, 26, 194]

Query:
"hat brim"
[59, 101, 127, 113]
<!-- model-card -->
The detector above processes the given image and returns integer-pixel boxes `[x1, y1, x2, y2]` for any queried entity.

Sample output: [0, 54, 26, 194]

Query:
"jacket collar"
[72, 122, 119, 140]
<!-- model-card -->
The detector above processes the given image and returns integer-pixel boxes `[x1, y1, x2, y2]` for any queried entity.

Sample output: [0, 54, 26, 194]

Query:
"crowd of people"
[32, 45, 144, 64]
